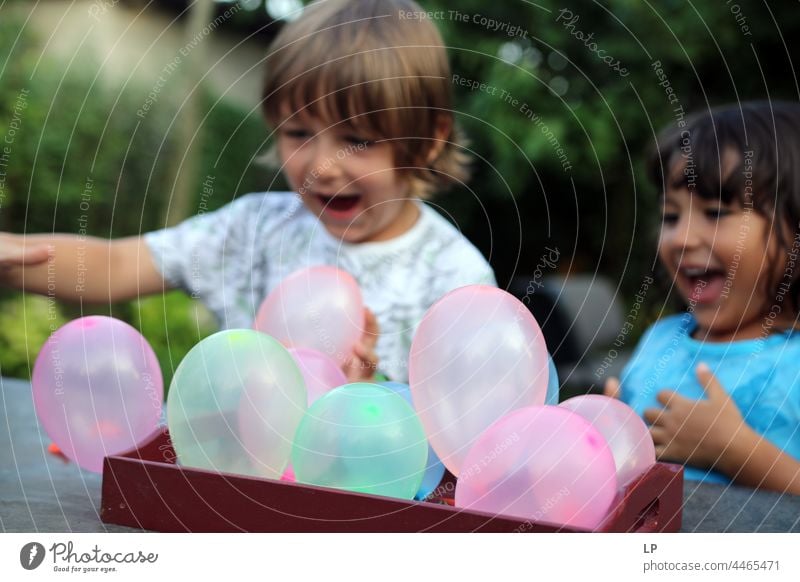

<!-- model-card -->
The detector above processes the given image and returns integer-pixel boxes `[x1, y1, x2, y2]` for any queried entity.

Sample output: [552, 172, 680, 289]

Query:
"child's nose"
[307, 136, 345, 182]
[670, 213, 703, 249]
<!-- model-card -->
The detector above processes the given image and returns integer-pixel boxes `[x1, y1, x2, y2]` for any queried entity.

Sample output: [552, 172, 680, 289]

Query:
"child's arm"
[0, 232, 169, 303]
[645, 364, 800, 495]
[715, 425, 800, 494]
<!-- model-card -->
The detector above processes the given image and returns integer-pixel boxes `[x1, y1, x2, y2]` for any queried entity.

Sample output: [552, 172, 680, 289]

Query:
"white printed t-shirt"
[144, 192, 496, 381]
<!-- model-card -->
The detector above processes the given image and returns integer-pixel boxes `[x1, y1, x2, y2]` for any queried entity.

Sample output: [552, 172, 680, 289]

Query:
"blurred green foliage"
[0, 294, 67, 379]
[420, 0, 800, 300]
[0, 8, 273, 383]
[130, 292, 219, 381]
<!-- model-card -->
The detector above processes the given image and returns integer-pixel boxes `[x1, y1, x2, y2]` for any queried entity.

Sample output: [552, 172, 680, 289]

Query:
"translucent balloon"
[409, 285, 549, 476]
[281, 348, 346, 482]
[380, 381, 446, 500]
[289, 347, 348, 405]
[560, 394, 656, 486]
[545, 353, 559, 405]
[254, 266, 364, 366]
[455, 406, 617, 530]
[280, 465, 296, 482]
[291, 383, 428, 499]
[167, 329, 306, 479]
[32, 316, 163, 473]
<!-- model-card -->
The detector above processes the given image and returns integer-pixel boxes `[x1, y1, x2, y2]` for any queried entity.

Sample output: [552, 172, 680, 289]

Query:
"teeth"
[682, 268, 706, 277]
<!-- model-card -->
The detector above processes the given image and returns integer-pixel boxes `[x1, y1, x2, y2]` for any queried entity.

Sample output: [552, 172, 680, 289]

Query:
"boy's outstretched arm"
[0, 232, 169, 304]
[645, 364, 800, 495]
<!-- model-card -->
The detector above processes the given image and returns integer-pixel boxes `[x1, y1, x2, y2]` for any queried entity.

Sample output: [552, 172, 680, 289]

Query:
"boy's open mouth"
[315, 192, 363, 220]
[677, 265, 727, 304]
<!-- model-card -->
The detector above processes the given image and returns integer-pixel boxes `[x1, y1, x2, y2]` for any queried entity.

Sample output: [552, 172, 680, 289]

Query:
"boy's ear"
[426, 114, 452, 165]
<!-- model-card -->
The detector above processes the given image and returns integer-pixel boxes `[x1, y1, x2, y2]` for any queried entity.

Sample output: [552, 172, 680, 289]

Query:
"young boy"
[0, 0, 495, 383]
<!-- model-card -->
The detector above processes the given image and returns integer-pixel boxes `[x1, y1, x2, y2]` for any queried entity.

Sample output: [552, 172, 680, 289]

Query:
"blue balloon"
[380, 381, 446, 500]
[546, 353, 560, 405]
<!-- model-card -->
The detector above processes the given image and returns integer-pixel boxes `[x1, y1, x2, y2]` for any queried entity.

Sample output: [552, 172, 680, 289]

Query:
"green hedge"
[0, 9, 275, 385]
[424, 0, 800, 294]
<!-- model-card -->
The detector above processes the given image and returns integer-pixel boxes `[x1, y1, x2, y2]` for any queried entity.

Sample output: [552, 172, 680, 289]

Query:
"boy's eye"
[282, 128, 311, 140]
[344, 135, 374, 148]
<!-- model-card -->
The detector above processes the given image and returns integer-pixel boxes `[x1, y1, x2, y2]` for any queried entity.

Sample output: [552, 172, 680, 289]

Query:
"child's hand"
[343, 308, 380, 383]
[0, 233, 51, 271]
[644, 363, 747, 468]
[603, 377, 621, 399]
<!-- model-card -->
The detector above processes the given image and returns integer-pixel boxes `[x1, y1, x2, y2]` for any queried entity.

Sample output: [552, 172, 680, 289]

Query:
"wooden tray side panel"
[598, 464, 683, 533]
[101, 430, 683, 533]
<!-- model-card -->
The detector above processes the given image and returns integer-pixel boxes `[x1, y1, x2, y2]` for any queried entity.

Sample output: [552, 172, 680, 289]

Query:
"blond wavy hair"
[261, 0, 470, 198]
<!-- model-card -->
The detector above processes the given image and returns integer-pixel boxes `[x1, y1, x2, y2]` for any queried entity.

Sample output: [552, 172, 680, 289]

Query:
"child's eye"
[661, 212, 679, 225]
[345, 135, 374, 148]
[282, 128, 311, 140]
[704, 208, 731, 220]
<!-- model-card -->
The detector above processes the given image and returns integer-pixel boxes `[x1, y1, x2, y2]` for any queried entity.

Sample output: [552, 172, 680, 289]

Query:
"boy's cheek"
[276, 142, 299, 174]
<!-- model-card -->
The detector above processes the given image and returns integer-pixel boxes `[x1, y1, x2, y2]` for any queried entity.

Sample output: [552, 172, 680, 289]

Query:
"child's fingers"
[342, 341, 379, 383]
[364, 307, 379, 331]
[362, 308, 380, 349]
[655, 389, 686, 407]
[0, 236, 51, 268]
[343, 363, 360, 383]
[353, 341, 379, 373]
[603, 377, 621, 399]
[346, 310, 379, 381]
[27, 244, 53, 265]
[649, 425, 668, 445]
[695, 363, 728, 401]
[653, 444, 667, 460]
[343, 352, 363, 382]
[643, 407, 667, 426]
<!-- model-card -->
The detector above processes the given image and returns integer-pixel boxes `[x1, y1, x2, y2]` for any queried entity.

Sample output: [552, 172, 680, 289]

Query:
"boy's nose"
[307, 137, 345, 183]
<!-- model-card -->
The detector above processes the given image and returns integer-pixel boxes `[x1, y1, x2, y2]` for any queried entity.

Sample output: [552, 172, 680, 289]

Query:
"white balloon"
[254, 266, 364, 366]
[167, 330, 306, 479]
[409, 285, 549, 476]
[560, 394, 656, 486]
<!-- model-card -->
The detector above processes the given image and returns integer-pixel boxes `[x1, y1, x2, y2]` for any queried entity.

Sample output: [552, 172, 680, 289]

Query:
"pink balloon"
[254, 266, 364, 366]
[409, 285, 549, 476]
[455, 406, 618, 530]
[289, 347, 348, 405]
[32, 316, 163, 473]
[560, 395, 656, 486]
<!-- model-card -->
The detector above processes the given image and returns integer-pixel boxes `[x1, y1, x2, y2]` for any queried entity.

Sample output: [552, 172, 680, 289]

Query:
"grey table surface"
[2, 376, 799, 533]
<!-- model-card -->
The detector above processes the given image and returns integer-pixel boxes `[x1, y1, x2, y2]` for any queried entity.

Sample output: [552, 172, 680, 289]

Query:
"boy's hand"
[343, 308, 380, 383]
[0, 233, 51, 271]
[644, 363, 747, 468]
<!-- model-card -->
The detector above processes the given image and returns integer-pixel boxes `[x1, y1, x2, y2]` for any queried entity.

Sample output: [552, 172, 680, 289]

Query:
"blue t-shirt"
[620, 314, 800, 484]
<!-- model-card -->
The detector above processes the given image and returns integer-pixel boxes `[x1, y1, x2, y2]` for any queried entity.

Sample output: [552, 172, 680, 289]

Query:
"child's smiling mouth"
[314, 192, 363, 221]
[676, 264, 728, 304]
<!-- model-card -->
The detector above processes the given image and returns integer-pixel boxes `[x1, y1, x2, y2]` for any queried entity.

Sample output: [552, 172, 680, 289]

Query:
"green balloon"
[167, 329, 306, 479]
[291, 383, 428, 499]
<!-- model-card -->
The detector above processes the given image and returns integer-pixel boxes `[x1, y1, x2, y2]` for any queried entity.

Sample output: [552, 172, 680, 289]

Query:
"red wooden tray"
[100, 427, 683, 532]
